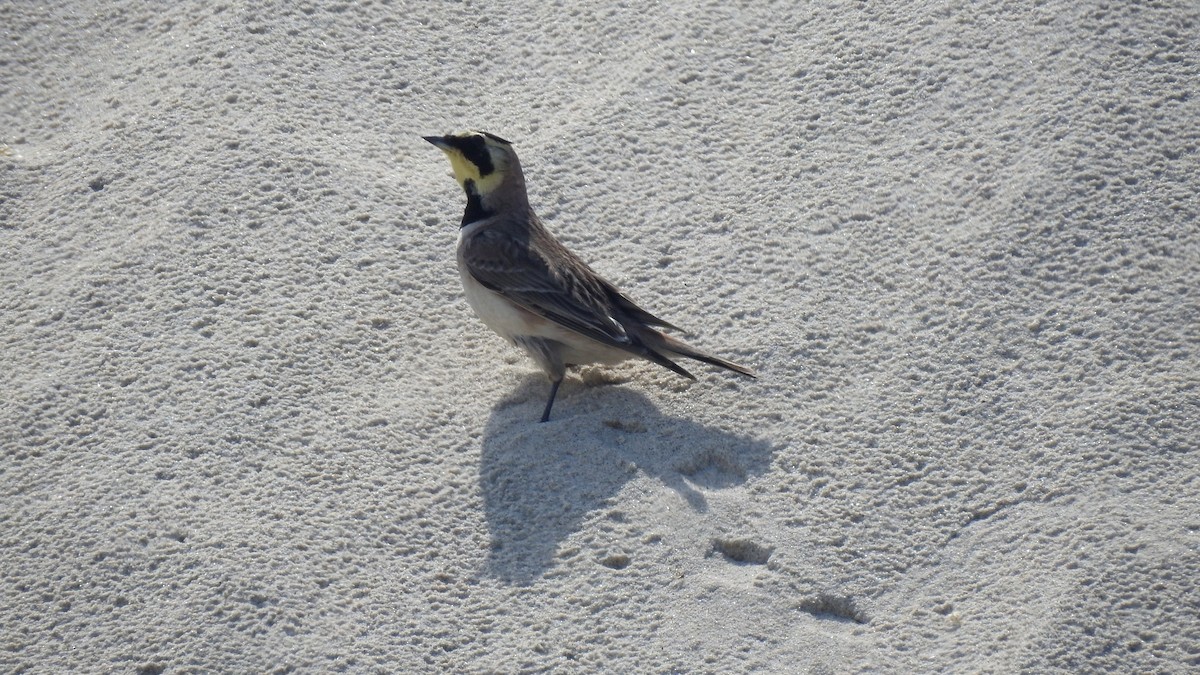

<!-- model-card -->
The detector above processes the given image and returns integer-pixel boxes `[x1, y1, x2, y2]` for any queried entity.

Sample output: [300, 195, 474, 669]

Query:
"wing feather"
[462, 219, 753, 381]
[462, 225, 633, 348]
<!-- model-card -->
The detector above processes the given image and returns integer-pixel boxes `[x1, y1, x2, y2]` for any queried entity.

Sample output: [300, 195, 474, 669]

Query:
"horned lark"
[424, 130, 755, 422]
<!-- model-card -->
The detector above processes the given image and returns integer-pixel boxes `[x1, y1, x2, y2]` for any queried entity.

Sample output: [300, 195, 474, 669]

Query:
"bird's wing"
[462, 226, 634, 347]
[599, 280, 686, 333]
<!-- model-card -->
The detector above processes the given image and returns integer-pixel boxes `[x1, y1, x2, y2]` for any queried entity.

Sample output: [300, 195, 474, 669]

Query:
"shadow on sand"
[478, 377, 775, 584]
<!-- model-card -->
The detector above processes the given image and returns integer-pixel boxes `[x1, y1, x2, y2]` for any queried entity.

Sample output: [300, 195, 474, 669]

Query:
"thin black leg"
[540, 377, 562, 423]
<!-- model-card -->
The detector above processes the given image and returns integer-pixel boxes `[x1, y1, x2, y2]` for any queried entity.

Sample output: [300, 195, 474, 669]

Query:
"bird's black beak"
[423, 135, 452, 150]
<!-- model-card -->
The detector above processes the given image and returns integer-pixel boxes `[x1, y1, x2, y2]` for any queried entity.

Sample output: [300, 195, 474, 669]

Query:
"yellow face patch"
[436, 141, 507, 195]
[442, 148, 482, 185]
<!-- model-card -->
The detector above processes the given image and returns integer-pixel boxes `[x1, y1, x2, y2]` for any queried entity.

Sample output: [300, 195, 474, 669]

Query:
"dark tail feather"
[642, 331, 757, 379]
[638, 344, 698, 380]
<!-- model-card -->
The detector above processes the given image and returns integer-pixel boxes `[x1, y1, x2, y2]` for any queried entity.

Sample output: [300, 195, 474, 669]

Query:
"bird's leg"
[540, 377, 562, 423]
[514, 336, 567, 423]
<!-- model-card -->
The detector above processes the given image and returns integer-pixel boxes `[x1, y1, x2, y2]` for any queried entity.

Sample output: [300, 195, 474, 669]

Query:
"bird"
[424, 130, 755, 422]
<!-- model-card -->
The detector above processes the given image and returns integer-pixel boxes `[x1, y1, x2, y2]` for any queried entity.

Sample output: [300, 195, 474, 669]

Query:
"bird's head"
[423, 130, 523, 202]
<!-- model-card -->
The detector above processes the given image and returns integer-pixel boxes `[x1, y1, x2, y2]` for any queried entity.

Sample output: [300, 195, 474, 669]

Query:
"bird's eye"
[459, 135, 496, 176]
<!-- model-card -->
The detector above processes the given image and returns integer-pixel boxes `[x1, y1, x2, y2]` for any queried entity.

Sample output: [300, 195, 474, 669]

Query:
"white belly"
[457, 262, 541, 342]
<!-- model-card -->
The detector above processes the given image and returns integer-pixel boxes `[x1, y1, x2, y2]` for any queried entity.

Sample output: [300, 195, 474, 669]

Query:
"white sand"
[3, 1, 1198, 671]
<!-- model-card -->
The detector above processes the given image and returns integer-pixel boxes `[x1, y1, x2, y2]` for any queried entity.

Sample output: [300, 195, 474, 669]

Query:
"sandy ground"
[3, 1, 1198, 672]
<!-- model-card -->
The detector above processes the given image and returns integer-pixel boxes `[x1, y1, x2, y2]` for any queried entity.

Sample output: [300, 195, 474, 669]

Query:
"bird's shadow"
[479, 376, 776, 585]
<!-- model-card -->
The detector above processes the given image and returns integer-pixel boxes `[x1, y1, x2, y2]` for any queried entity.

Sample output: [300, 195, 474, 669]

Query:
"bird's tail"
[636, 329, 757, 380]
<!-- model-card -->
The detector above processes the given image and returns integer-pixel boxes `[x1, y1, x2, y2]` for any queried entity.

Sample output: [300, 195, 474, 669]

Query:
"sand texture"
[3, 1, 1198, 672]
